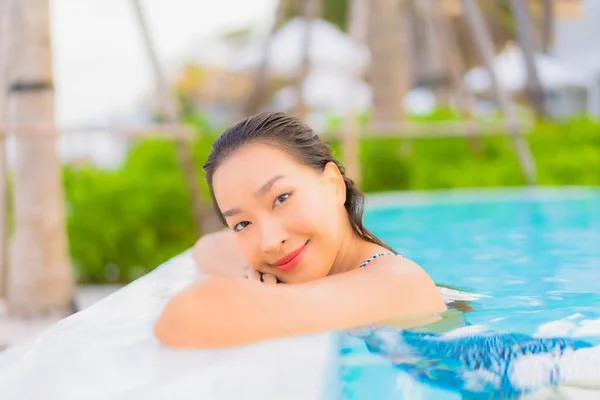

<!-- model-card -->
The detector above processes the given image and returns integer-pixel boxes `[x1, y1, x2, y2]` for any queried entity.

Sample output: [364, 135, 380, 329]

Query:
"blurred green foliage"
[65, 142, 194, 283]
[282, 0, 348, 31]
[63, 128, 218, 283]
[63, 114, 600, 283]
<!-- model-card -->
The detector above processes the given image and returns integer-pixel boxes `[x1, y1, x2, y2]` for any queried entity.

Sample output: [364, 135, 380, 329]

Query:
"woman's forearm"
[154, 262, 445, 349]
[154, 277, 284, 349]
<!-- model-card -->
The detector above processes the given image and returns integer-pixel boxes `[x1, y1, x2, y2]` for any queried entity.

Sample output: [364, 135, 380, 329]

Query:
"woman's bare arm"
[154, 257, 446, 349]
[192, 229, 247, 278]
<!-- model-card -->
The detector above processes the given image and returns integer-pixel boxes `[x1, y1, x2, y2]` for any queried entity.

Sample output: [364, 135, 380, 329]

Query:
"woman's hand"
[245, 268, 278, 285]
[192, 229, 248, 278]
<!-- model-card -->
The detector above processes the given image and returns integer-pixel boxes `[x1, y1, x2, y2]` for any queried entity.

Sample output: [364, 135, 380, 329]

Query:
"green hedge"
[63, 116, 600, 283]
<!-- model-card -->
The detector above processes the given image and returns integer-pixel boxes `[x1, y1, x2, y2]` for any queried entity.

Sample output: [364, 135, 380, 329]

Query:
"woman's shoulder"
[364, 254, 481, 312]
[358, 253, 446, 310]
[369, 255, 486, 318]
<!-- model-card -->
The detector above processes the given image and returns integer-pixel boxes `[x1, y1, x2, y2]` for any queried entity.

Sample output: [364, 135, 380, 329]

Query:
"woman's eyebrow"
[222, 207, 241, 218]
[255, 174, 285, 196]
[221, 175, 286, 218]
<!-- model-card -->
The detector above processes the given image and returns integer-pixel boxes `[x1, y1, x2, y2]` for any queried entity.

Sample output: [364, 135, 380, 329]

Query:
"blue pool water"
[336, 188, 600, 399]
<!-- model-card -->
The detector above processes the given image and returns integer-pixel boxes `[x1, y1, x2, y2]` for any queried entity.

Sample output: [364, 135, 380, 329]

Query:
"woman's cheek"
[289, 197, 321, 228]
[238, 233, 260, 269]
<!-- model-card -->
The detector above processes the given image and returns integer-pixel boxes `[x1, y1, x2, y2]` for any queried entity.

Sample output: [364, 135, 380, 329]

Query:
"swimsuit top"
[358, 252, 398, 268]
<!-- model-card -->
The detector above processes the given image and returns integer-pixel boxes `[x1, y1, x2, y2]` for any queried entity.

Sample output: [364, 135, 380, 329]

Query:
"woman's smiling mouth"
[273, 241, 309, 272]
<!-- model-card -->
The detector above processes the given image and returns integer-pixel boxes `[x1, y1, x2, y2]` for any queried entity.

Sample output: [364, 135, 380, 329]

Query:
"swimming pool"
[338, 188, 600, 399]
[0, 188, 598, 399]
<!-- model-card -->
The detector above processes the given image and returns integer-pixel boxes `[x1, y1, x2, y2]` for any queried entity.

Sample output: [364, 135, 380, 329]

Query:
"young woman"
[154, 111, 447, 349]
[154, 112, 595, 397]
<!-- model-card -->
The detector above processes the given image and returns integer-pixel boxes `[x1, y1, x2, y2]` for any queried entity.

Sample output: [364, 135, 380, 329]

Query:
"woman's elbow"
[153, 288, 213, 349]
[153, 279, 240, 349]
[153, 298, 193, 348]
[153, 318, 175, 347]
[153, 310, 243, 350]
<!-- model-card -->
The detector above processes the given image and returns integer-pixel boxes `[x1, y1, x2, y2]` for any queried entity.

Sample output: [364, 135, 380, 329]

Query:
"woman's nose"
[260, 219, 288, 254]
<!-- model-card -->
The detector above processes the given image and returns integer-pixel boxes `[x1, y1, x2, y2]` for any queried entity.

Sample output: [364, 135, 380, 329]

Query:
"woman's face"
[212, 143, 348, 283]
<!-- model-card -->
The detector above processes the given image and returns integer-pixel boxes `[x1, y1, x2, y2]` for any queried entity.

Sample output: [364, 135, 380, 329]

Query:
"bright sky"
[50, 0, 275, 125]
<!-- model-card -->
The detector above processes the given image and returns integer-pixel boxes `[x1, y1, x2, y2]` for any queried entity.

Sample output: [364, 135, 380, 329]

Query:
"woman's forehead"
[219, 144, 299, 175]
[212, 144, 311, 197]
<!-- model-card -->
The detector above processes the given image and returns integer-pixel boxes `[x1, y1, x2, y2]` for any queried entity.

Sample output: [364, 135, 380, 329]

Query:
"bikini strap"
[358, 252, 399, 268]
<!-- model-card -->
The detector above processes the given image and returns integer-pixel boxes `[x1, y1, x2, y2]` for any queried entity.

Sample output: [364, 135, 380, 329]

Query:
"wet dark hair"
[203, 111, 395, 253]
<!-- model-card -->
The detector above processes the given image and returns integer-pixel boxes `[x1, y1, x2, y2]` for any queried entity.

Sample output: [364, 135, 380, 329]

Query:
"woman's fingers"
[261, 273, 278, 285]
[245, 268, 278, 284]
[246, 269, 262, 282]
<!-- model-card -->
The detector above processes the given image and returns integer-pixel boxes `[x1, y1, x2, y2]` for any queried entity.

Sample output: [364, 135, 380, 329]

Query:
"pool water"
[336, 189, 600, 399]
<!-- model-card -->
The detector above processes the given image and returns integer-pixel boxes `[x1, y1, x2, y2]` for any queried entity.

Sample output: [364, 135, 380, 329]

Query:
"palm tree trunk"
[295, 0, 321, 121]
[131, 0, 219, 235]
[418, 0, 447, 101]
[508, 0, 547, 118]
[404, 0, 421, 87]
[7, 0, 74, 315]
[462, 0, 536, 185]
[0, 0, 15, 301]
[244, 0, 287, 116]
[541, 0, 554, 54]
[367, 0, 412, 158]
[483, 0, 504, 45]
[341, 0, 369, 186]
[429, 0, 482, 155]
[367, 0, 410, 123]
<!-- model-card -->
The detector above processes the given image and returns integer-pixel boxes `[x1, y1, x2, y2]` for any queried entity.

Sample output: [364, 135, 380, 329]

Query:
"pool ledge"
[0, 252, 337, 400]
[365, 186, 600, 210]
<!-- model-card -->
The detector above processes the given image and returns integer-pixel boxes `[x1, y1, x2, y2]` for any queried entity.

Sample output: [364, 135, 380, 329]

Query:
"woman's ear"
[322, 161, 346, 205]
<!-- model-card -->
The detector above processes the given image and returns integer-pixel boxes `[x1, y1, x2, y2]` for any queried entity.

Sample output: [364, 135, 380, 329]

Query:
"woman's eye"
[274, 193, 290, 206]
[233, 221, 250, 232]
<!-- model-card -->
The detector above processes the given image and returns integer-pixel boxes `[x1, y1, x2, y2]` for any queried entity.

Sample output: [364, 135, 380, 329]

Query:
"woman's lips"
[274, 241, 308, 272]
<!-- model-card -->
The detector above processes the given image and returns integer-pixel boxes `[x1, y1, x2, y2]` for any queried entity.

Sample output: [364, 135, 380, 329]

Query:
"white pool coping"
[0, 252, 337, 400]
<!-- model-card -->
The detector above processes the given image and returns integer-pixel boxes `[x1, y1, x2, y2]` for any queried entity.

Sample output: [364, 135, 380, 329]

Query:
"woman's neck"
[328, 230, 387, 276]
